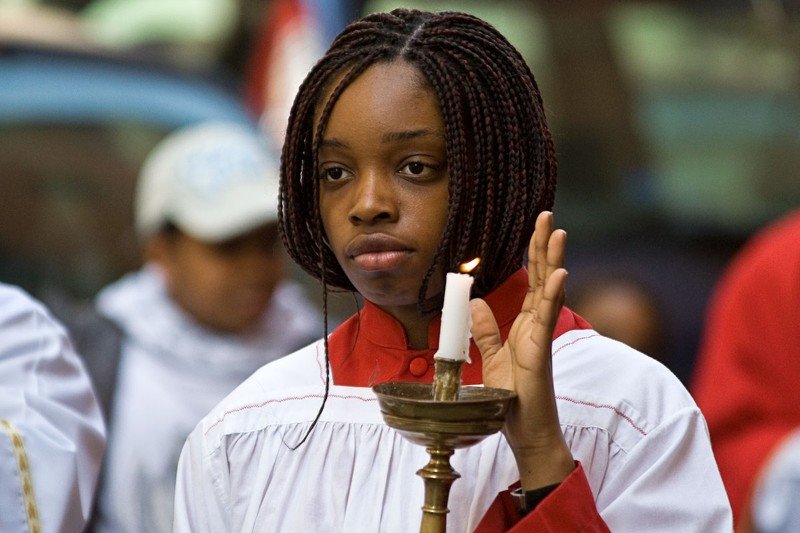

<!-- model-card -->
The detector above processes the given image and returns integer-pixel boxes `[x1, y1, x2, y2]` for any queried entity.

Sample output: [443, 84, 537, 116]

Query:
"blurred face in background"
[147, 222, 285, 333]
[571, 279, 665, 361]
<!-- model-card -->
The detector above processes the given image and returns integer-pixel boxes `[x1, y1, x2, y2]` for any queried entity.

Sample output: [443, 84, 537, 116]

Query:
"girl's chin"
[346, 268, 445, 310]
[357, 287, 444, 312]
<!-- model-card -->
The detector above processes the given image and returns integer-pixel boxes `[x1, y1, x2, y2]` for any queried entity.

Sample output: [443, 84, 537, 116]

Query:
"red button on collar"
[409, 357, 429, 377]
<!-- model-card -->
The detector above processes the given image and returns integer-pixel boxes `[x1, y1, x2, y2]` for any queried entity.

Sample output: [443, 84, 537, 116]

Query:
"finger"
[528, 268, 568, 355]
[524, 211, 553, 312]
[470, 298, 503, 363]
[533, 211, 553, 287]
[545, 229, 567, 280]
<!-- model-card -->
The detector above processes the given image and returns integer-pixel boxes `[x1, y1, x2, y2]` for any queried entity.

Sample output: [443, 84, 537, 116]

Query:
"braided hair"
[278, 9, 557, 447]
[280, 8, 557, 301]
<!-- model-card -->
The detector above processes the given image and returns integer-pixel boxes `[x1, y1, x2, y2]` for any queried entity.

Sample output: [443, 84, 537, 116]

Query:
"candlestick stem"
[418, 444, 460, 533]
[432, 359, 463, 401]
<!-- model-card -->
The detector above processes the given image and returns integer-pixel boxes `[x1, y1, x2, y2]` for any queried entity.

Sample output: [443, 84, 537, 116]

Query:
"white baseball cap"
[135, 121, 280, 242]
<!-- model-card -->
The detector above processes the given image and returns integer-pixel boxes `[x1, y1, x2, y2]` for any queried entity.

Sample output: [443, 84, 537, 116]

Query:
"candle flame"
[459, 257, 481, 273]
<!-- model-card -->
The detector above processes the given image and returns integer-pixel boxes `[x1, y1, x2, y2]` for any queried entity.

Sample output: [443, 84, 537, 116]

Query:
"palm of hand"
[470, 211, 574, 487]
[481, 289, 561, 453]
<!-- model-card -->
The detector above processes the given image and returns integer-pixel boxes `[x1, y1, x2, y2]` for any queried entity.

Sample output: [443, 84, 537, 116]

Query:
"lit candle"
[435, 258, 480, 362]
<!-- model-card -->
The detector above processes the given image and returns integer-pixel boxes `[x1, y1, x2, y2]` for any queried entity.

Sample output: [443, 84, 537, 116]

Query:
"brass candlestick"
[373, 379, 515, 533]
[432, 359, 462, 401]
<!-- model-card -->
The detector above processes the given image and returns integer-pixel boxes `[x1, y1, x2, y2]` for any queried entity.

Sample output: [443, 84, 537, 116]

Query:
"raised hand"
[470, 211, 575, 490]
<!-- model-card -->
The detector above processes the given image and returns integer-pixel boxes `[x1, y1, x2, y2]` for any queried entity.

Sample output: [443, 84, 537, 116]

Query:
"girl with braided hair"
[175, 9, 731, 531]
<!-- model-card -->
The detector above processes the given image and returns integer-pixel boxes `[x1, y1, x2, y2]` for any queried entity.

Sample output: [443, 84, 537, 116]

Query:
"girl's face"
[316, 60, 450, 313]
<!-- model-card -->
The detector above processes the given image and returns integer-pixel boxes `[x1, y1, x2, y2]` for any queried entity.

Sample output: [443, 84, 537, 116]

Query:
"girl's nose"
[348, 173, 398, 225]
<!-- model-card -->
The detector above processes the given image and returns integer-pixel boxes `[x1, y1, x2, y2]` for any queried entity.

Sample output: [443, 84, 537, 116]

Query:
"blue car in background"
[0, 40, 257, 300]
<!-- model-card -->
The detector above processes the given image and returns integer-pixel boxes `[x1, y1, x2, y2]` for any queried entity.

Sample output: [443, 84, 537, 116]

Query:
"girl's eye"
[399, 162, 429, 176]
[407, 162, 425, 175]
[320, 167, 350, 182]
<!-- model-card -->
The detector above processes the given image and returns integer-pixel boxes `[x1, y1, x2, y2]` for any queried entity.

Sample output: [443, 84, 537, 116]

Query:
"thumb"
[470, 298, 502, 363]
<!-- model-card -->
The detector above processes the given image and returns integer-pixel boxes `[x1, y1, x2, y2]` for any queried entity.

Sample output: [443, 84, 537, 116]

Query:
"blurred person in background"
[82, 121, 320, 533]
[692, 209, 800, 533]
[0, 283, 105, 533]
[569, 274, 666, 364]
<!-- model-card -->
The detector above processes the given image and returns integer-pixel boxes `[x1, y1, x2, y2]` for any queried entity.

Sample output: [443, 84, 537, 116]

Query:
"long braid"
[279, 8, 558, 446]
[428, 40, 509, 264]
[443, 38, 525, 282]
[411, 50, 467, 312]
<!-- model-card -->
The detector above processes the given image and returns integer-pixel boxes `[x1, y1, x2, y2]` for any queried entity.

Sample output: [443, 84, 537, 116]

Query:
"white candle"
[435, 271, 474, 362]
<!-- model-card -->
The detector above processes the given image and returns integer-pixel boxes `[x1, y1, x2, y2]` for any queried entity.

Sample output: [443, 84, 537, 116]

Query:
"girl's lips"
[345, 233, 413, 271]
[352, 250, 412, 271]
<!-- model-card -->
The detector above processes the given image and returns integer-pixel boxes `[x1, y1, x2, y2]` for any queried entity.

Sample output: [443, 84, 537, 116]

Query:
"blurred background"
[2, 0, 799, 385]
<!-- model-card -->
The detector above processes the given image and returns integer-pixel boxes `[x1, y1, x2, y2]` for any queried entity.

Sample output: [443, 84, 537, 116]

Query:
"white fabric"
[0, 283, 105, 533]
[94, 266, 320, 533]
[175, 329, 732, 532]
[752, 427, 800, 533]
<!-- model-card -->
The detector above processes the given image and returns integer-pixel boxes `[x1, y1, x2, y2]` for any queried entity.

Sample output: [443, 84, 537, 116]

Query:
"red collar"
[328, 268, 591, 387]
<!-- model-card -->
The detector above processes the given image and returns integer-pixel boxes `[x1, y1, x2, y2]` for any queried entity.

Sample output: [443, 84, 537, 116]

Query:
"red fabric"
[691, 209, 800, 528]
[243, 0, 306, 117]
[474, 463, 609, 532]
[328, 268, 592, 386]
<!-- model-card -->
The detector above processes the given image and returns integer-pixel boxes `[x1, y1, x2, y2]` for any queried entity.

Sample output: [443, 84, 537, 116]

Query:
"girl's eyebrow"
[381, 129, 440, 143]
[320, 129, 442, 149]
[320, 138, 349, 149]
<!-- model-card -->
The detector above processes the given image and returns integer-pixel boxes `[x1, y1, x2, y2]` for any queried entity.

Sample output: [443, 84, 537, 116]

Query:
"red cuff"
[474, 462, 610, 532]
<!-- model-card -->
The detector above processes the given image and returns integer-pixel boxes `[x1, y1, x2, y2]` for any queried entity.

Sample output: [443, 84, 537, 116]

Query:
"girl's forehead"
[316, 62, 445, 148]
[313, 59, 432, 126]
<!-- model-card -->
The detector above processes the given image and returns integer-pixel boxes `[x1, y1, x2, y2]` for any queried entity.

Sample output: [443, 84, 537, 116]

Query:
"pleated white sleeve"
[0, 284, 106, 533]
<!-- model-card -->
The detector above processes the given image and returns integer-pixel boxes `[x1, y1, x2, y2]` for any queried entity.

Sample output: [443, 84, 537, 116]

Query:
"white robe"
[175, 328, 732, 532]
[0, 283, 105, 533]
[93, 266, 321, 533]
